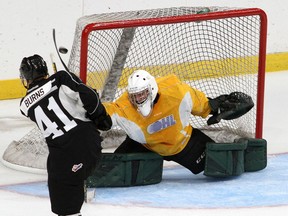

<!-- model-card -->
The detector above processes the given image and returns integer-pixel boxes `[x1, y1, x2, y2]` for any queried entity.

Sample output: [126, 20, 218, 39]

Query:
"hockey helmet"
[127, 70, 158, 117]
[20, 54, 48, 87]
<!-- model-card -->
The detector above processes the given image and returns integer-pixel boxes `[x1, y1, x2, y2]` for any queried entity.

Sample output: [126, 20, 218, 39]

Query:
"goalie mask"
[19, 54, 48, 88]
[127, 70, 158, 117]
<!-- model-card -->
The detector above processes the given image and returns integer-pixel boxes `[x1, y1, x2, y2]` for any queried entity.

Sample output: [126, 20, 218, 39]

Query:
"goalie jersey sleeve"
[103, 74, 211, 156]
[20, 70, 106, 143]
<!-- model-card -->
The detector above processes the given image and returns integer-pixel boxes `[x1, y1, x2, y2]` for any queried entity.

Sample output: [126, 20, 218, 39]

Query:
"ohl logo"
[147, 114, 176, 134]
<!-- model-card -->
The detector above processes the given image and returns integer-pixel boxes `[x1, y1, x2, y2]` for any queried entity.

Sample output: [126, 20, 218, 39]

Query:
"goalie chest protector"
[86, 152, 163, 187]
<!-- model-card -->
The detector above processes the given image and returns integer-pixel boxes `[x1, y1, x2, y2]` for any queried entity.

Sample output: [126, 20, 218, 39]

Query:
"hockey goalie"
[87, 69, 267, 188]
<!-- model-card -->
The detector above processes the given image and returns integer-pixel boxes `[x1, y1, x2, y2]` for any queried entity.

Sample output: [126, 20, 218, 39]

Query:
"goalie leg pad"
[204, 142, 247, 177]
[236, 138, 267, 172]
[86, 152, 163, 187]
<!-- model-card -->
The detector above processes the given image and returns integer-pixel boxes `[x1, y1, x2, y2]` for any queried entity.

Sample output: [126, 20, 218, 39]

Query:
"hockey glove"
[86, 103, 112, 131]
[93, 112, 112, 131]
[207, 92, 254, 125]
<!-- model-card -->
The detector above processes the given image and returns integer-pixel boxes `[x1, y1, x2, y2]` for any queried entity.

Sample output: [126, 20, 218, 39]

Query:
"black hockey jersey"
[20, 70, 105, 144]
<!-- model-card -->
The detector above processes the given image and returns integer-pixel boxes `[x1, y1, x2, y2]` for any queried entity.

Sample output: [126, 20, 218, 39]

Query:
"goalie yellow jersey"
[103, 74, 211, 156]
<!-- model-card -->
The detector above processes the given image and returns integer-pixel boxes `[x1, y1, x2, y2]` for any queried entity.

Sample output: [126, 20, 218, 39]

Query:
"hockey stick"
[50, 53, 57, 73]
[52, 28, 70, 72]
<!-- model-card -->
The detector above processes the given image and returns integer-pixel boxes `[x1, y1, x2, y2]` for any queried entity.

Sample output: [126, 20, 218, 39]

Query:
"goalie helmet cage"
[2, 6, 267, 173]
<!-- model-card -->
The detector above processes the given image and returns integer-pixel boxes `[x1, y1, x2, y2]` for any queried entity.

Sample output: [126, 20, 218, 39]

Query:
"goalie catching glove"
[207, 92, 254, 125]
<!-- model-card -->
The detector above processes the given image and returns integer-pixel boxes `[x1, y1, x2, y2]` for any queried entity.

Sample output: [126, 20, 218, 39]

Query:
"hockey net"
[2, 7, 267, 173]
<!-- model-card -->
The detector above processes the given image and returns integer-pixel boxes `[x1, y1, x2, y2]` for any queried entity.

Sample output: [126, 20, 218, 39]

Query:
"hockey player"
[103, 70, 253, 175]
[19, 54, 112, 216]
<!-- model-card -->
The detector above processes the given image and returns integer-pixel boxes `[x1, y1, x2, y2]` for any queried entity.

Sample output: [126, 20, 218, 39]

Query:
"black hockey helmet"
[19, 54, 48, 83]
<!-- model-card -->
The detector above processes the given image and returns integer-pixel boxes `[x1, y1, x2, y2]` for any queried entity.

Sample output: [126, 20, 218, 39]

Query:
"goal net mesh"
[2, 7, 266, 173]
